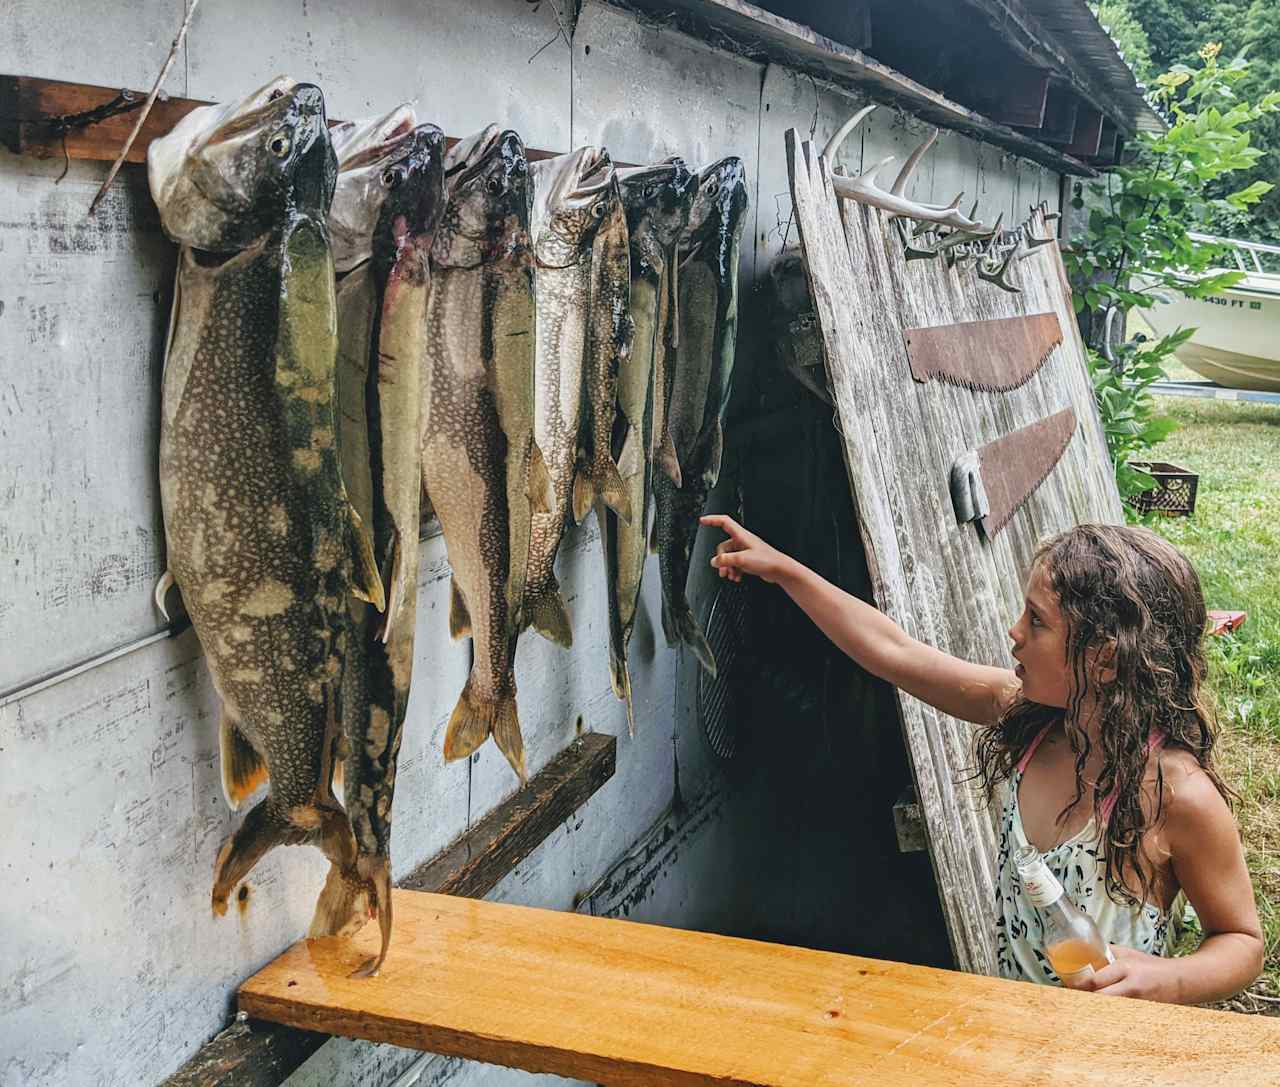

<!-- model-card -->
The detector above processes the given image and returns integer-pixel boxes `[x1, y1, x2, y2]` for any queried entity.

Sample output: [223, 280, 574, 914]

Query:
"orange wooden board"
[239, 890, 1280, 1086]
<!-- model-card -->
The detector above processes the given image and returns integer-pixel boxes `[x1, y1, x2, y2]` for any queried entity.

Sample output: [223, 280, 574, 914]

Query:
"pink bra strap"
[1099, 730, 1165, 825]
[1016, 725, 1055, 775]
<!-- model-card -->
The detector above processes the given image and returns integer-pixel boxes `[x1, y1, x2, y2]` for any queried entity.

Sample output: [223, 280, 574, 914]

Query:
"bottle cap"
[1013, 844, 1064, 908]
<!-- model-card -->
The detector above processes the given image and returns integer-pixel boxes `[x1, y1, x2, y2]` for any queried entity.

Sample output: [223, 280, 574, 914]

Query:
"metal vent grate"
[698, 579, 752, 760]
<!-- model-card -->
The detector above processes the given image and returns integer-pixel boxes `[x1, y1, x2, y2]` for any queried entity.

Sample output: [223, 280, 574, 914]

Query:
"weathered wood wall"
[787, 132, 1122, 976]
[0, 2, 1061, 1084]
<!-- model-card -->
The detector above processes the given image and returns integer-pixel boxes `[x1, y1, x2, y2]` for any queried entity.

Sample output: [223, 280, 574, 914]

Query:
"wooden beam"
[160, 732, 616, 1087]
[1090, 119, 1120, 165]
[241, 889, 1280, 1085]
[956, 62, 1050, 128]
[602, 0, 1096, 176]
[0, 75, 608, 170]
[1065, 105, 1104, 159]
[1015, 82, 1078, 144]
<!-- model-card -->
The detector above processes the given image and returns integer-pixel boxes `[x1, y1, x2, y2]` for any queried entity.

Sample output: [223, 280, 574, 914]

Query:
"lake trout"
[311, 119, 446, 975]
[573, 172, 632, 526]
[597, 161, 699, 731]
[421, 130, 536, 782]
[149, 79, 384, 916]
[654, 158, 749, 677]
[523, 148, 617, 648]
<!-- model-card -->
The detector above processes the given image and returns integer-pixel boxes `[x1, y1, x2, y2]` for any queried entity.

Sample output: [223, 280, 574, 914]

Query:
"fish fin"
[524, 583, 573, 648]
[421, 477, 436, 521]
[443, 678, 494, 762]
[663, 602, 718, 678]
[212, 799, 309, 916]
[219, 710, 267, 812]
[350, 856, 394, 978]
[331, 755, 345, 801]
[649, 515, 659, 555]
[308, 863, 374, 941]
[572, 460, 631, 526]
[528, 440, 554, 514]
[610, 653, 636, 739]
[616, 423, 644, 480]
[378, 528, 405, 645]
[656, 428, 682, 487]
[348, 506, 387, 612]
[449, 578, 471, 640]
[153, 570, 175, 621]
[491, 695, 527, 785]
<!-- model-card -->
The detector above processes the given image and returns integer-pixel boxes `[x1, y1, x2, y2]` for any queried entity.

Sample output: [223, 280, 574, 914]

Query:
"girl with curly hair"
[702, 515, 1262, 1002]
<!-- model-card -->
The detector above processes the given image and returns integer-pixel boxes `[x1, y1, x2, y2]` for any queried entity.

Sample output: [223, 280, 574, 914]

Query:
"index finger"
[699, 514, 735, 532]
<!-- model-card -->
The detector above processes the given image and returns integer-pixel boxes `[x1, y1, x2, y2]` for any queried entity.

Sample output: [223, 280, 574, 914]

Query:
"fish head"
[619, 158, 700, 270]
[372, 124, 448, 286]
[434, 129, 531, 268]
[444, 123, 501, 184]
[530, 147, 616, 267]
[328, 103, 418, 271]
[682, 156, 749, 274]
[149, 77, 337, 250]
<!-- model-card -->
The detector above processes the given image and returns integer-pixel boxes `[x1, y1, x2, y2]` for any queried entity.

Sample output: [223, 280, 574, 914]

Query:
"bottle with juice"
[1013, 843, 1114, 987]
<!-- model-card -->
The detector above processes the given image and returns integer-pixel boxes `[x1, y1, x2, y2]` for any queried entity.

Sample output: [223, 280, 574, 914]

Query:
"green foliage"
[1092, 1, 1156, 83]
[1087, 334, 1187, 499]
[1068, 47, 1279, 495]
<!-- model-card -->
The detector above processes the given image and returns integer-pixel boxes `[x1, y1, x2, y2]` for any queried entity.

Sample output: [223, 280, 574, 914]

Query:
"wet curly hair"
[972, 523, 1231, 908]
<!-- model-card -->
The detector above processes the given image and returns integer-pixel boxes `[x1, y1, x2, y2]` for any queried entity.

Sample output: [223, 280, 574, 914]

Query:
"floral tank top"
[994, 725, 1174, 984]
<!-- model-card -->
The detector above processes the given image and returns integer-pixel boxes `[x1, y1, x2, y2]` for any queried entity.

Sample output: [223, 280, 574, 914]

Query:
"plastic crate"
[1127, 461, 1198, 516]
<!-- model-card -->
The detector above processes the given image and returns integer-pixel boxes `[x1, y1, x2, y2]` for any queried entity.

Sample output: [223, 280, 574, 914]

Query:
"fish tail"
[350, 856, 394, 978]
[663, 600, 718, 678]
[524, 581, 574, 648]
[656, 428, 682, 488]
[443, 677, 495, 762]
[609, 652, 636, 738]
[491, 694, 528, 784]
[574, 458, 632, 526]
[211, 798, 322, 916]
[308, 862, 374, 942]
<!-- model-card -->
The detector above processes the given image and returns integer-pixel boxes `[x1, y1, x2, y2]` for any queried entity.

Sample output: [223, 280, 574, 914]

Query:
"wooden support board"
[162, 733, 615, 1087]
[241, 889, 1280, 1086]
[0, 74, 599, 169]
[785, 131, 1123, 976]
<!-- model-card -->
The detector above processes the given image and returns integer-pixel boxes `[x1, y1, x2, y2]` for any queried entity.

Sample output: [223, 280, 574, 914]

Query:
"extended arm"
[702, 515, 1017, 726]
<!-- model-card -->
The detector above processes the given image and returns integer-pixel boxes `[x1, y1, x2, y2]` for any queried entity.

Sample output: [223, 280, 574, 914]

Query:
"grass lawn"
[1143, 395, 1280, 1013]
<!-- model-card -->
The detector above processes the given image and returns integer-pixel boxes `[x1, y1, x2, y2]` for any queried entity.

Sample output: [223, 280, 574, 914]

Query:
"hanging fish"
[522, 147, 618, 648]
[149, 78, 383, 916]
[597, 160, 699, 732]
[654, 157, 749, 677]
[310, 115, 447, 976]
[421, 129, 537, 782]
[574, 171, 632, 527]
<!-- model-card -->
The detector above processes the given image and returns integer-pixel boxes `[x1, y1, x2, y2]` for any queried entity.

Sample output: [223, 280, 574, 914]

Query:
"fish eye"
[704, 182, 720, 198]
[268, 88, 286, 102]
[382, 165, 406, 188]
[269, 130, 292, 158]
[485, 177, 504, 195]
[592, 202, 607, 218]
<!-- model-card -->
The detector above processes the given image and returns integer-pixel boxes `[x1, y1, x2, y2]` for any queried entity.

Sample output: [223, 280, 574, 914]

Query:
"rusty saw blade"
[950, 407, 1078, 540]
[903, 312, 1062, 391]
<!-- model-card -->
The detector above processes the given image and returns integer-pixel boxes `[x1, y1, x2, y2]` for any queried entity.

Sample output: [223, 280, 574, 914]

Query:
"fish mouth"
[445, 124, 502, 182]
[331, 104, 417, 171]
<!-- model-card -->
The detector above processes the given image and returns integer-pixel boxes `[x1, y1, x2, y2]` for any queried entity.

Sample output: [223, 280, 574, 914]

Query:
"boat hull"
[1140, 273, 1280, 392]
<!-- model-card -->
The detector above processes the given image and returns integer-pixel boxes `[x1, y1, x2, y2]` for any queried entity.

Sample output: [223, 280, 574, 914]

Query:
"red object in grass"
[1207, 610, 1247, 637]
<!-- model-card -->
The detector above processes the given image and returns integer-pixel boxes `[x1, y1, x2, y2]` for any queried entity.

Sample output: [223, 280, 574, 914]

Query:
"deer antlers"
[823, 105, 989, 231]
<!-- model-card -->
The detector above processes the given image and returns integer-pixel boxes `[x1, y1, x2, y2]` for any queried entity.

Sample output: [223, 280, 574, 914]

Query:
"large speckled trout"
[149, 79, 384, 916]
[421, 130, 536, 782]
[522, 148, 617, 648]
[655, 158, 749, 677]
[574, 173, 632, 527]
[311, 116, 446, 975]
[597, 162, 699, 731]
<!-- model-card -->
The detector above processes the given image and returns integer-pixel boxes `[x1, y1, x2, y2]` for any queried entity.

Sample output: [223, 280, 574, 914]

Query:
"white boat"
[1138, 233, 1280, 392]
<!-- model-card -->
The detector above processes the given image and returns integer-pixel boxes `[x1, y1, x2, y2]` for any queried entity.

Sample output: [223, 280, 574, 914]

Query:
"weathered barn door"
[785, 131, 1123, 974]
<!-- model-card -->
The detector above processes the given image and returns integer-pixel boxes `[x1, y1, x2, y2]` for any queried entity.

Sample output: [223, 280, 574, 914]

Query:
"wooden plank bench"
[240, 890, 1280, 1087]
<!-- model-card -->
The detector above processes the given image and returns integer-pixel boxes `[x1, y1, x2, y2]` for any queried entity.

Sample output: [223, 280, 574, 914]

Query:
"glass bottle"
[1013, 843, 1115, 987]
